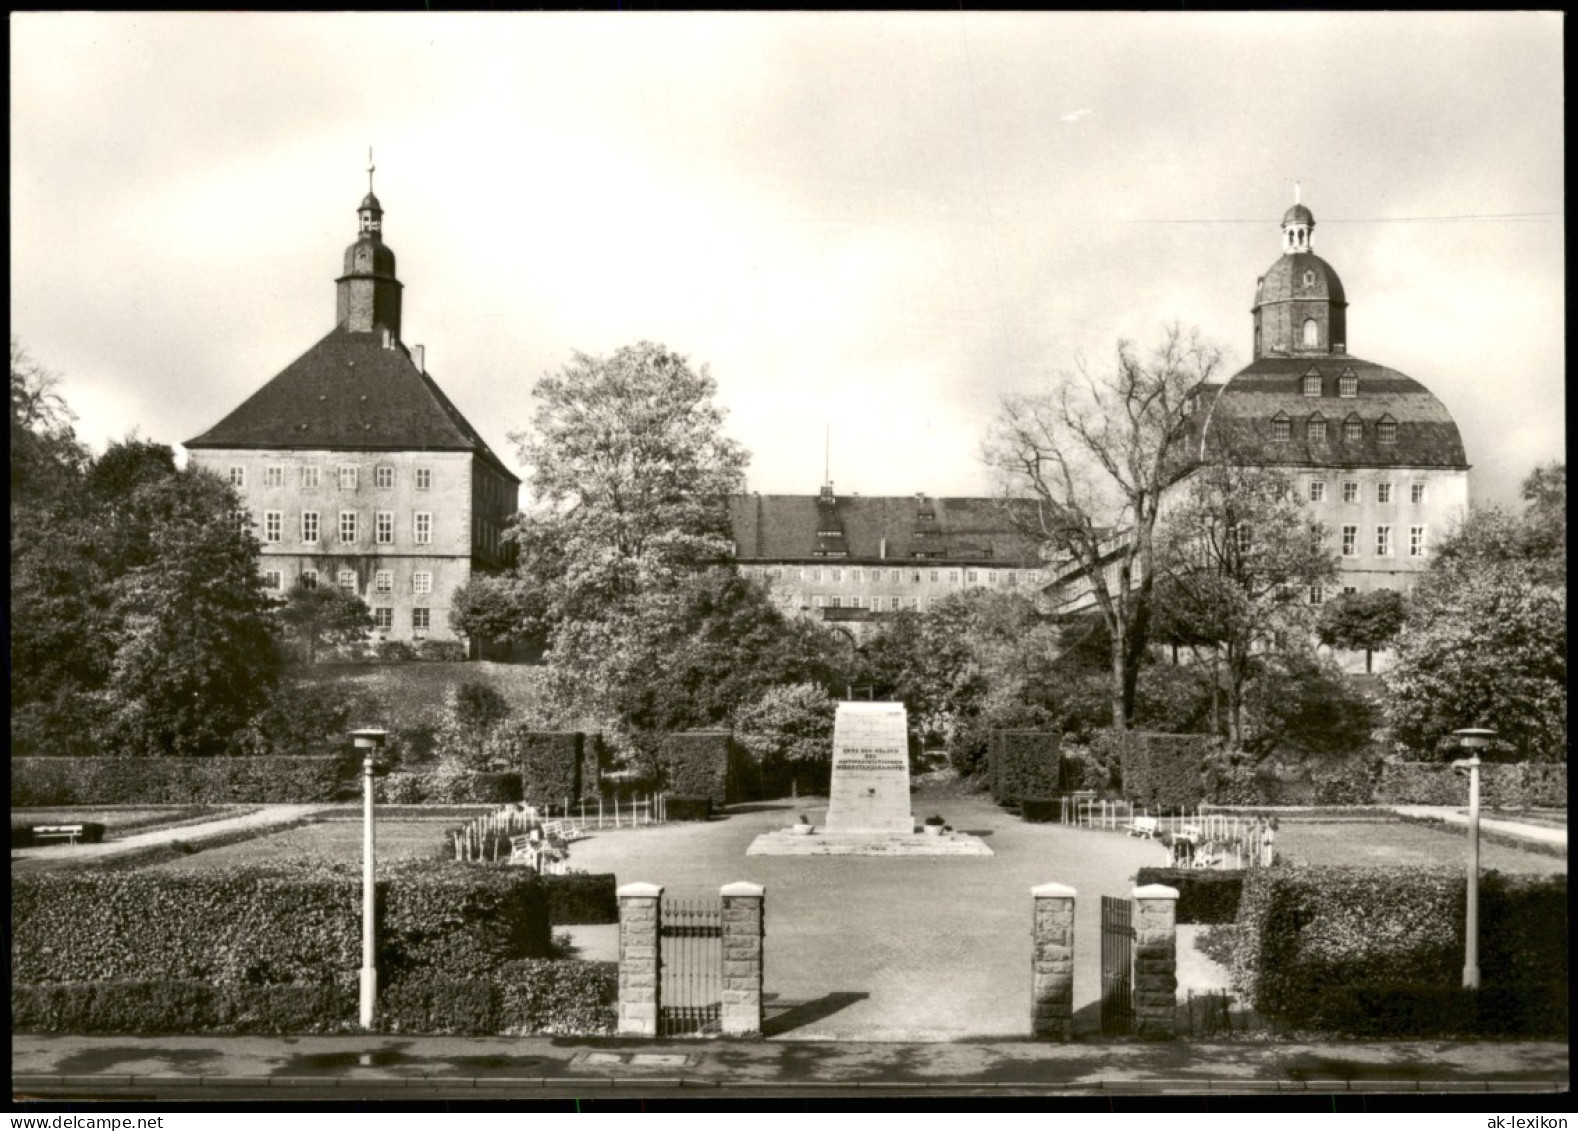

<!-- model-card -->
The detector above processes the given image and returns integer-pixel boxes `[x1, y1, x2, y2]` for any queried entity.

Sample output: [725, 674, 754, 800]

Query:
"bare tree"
[985, 323, 1226, 730]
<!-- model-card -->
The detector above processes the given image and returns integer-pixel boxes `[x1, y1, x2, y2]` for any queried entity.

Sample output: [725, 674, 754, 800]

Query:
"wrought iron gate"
[1100, 895, 1135, 1036]
[659, 896, 723, 1036]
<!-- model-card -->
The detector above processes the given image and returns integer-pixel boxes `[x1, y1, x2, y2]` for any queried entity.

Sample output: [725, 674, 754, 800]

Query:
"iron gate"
[1100, 895, 1134, 1036]
[659, 896, 723, 1036]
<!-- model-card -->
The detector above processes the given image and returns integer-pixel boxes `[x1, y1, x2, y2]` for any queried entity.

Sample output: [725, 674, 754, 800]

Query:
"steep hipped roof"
[729, 494, 1044, 565]
[1200, 355, 1468, 469]
[185, 327, 517, 482]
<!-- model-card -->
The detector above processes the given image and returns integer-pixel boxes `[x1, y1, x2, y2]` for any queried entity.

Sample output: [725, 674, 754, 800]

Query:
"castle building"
[185, 175, 518, 648]
[729, 485, 1050, 641]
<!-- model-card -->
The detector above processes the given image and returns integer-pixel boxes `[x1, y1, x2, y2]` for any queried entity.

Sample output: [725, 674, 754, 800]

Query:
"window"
[415, 468, 431, 491]
[851, 596, 864, 609]
[908, 597, 920, 610]
[949, 570, 961, 584]
[264, 466, 284, 488]
[1342, 481, 1359, 504]
[1308, 480, 1326, 503]
[263, 570, 283, 591]
[831, 568, 843, 583]
[1233, 526, 1252, 553]
[339, 511, 358, 543]
[1377, 482, 1393, 504]
[1343, 586, 1358, 595]
[375, 570, 393, 594]
[1341, 525, 1358, 557]
[374, 608, 393, 631]
[1376, 526, 1393, 557]
[301, 511, 320, 543]
[1302, 320, 1319, 349]
[1339, 372, 1358, 398]
[263, 510, 282, 543]
[966, 570, 978, 583]
[1308, 417, 1327, 443]
[412, 608, 431, 632]
[230, 509, 249, 532]
[338, 569, 357, 593]
[830, 596, 843, 609]
[1409, 526, 1427, 557]
[339, 466, 358, 490]
[228, 466, 245, 487]
[413, 572, 432, 594]
[375, 466, 394, 489]
[1344, 418, 1363, 442]
[851, 568, 863, 582]
[1410, 483, 1426, 505]
[810, 568, 822, 582]
[930, 570, 940, 582]
[301, 467, 320, 489]
[1271, 414, 1291, 442]
[1308, 585, 1325, 606]
[1302, 372, 1321, 396]
[797, 569, 806, 581]
[299, 569, 318, 590]
[1378, 418, 1398, 444]
[414, 512, 432, 545]
[374, 511, 394, 545]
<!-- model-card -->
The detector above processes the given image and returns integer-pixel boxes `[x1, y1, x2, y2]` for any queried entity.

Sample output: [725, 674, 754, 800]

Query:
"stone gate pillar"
[1031, 882, 1076, 1039]
[616, 881, 663, 1037]
[720, 881, 765, 1037]
[1131, 883, 1179, 1039]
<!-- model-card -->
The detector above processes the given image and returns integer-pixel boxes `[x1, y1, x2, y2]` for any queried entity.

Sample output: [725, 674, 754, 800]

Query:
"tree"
[273, 581, 375, 665]
[1317, 589, 1407, 673]
[449, 572, 543, 652]
[1152, 453, 1338, 742]
[731, 682, 837, 794]
[986, 323, 1227, 729]
[10, 337, 89, 515]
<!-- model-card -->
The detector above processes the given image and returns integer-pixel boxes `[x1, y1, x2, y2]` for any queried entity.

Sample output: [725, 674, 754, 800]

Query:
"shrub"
[664, 795, 713, 822]
[496, 960, 617, 1035]
[376, 771, 427, 804]
[538, 874, 619, 924]
[485, 728, 585, 804]
[1374, 762, 1568, 809]
[646, 731, 739, 805]
[989, 731, 1061, 804]
[1116, 731, 1213, 808]
[415, 640, 467, 663]
[375, 640, 418, 663]
[11, 756, 355, 806]
[1135, 867, 1243, 924]
[1058, 739, 1116, 793]
[1019, 797, 1060, 823]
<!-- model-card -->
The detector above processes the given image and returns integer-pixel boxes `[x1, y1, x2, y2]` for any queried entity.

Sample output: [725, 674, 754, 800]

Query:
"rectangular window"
[339, 511, 358, 543]
[412, 608, 431, 632]
[930, 570, 940, 582]
[1343, 586, 1358, 595]
[1377, 482, 1393, 504]
[1409, 526, 1427, 557]
[301, 510, 320, 544]
[228, 466, 245, 487]
[1410, 483, 1426, 505]
[299, 569, 318, 590]
[264, 466, 284, 488]
[830, 596, 842, 609]
[375, 466, 394, 489]
[415, 468, 432, 491]
[1378, 420, 1398, 444]
[339, 466, 358, 491]
[414, 512, 432, 545]
[1272, 417, 1291, 442]
[374, 608, 393, 630]
[1308, 586, 1325, 606]
[1343, 481, 1359, 504]
[1341, 525, 1358, 557]
[413, 571, 432, 594]
[796, 569, 806, 581]
[831, 568, 842, 582]
[263, 510, 282, 543]
[851, 568, 863, 582]
[949, 570, 961, 584]
[966, 570, 979, 583]
[1340, 374, 1358, 398]
[263, 570, 283, 591]
[374, 570, 393, 594]
[1344, 419, 1363, 442]
[231, 509, 249, 532]
[301, 467, 320, 489]
[375, 511, 394, 545]
[811, 568, 822, 582]
[851, 596, 864, 609]
[1376, 525, 1393, 557]
[338, 569, 357, 592]
[1308, 480, 1326, 503]
[1308, 418, 1328, 443]
[1234, 526, 1252, 553]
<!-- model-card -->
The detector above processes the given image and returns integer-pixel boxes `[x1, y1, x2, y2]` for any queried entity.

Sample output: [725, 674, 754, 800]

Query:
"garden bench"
[1127, 816, 1159, 839]
[508, 834, 541, 867]
[32, 824, 87, 844]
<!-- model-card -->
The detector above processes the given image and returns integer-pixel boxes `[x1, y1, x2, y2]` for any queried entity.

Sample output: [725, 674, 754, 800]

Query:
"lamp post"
[352, 728, 388, 1028]
[1451, 727, 1495, 990]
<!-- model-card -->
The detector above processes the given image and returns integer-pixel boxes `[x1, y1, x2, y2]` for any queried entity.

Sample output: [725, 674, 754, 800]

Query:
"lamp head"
[351, 728, 389, 751]
[1453, 728, 1496, 750]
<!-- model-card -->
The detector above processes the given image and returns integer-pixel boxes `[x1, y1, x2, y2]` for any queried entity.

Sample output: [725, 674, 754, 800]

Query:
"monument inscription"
[824, 702, 914, 833]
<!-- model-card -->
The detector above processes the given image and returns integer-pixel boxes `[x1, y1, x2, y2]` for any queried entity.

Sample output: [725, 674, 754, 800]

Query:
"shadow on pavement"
[762, 991, 871, 1036]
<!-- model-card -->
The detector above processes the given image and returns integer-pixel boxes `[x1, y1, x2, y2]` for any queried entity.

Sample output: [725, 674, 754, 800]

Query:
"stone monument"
[824, 701, 914, 833]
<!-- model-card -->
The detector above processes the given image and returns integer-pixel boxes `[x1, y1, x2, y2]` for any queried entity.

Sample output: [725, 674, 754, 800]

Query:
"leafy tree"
[448, 572, 543, 652]
[1242, 647, 1377, 764]
[432, 681, 513, 770]
[731, 682, 837, 794]
[1317, 589, 1407, 673]
[10, 337, 89, 515]
[985, 323, 1227, 729]
[273, 581, 375, 665]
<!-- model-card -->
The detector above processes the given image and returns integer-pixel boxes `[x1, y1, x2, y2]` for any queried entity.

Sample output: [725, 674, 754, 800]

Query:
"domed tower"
[1251, 199, 1347, 358]
[335, 158, 403, 338]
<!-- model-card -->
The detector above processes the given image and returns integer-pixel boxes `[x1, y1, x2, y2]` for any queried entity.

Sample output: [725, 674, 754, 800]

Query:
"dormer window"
[1271, 413, 1291, 442]
[1343, 416, 1364, 443]
[1302, 371, 1322, 397]
[1339, 371, 1358, 398]
[1307, 415, 1327, 443]
[1378, 416, 1398, 444]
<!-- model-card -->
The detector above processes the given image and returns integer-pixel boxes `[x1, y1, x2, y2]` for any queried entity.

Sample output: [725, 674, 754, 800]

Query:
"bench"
[32, 824, 88, 844]
[1127, 816, 1159, 839]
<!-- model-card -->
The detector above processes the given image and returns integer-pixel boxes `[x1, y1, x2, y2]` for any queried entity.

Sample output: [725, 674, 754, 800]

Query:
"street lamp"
[1451, 727, 1496, 991]
[351, 728, 388, 1028]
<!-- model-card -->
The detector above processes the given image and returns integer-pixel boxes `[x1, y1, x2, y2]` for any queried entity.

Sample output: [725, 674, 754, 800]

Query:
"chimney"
[879, 537, 887, 559]
[414, 344, 425, 372]
[381, 327, 391, 349]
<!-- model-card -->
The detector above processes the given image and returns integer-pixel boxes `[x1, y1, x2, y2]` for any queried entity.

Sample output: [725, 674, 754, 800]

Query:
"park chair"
[1127, 816, 1159, 839]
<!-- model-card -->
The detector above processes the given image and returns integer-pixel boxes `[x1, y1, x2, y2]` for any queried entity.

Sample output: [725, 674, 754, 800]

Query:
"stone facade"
[1030, 883, 1076, 1040]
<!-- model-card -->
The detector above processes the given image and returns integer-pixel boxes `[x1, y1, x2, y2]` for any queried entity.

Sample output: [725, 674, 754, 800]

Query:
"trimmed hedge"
[1231, 866, 1567, 1036]
[664, 795, 714, 822]
[989, 731, 1061, 805]
[649, 731, 738, 806]
[539, 874, 619, 924]
[1019, 798, 1060, 823]
[1115, 731, 1212, 809]
[12, 860, 551, 987]
[12, 961, 617, 1035]
[1374, 762, 1567, 809]
[1134, 867, 1244, 925]
[488, 729, 586, 805]
[11, 756, 355, 807]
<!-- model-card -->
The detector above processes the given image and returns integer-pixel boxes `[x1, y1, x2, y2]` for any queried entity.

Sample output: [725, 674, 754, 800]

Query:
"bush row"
[1230, 866, 1567, 1036]
[12, 861, 551, 987]
[1117, 732, 1215, 808]
[1134, 868, 1244, 924]
[377, 768, 524, 805]
[372, 640, 469, 664]
[12, 960, 617, 1036]
[11, 756, 356, 807]
[648, 731, 739, 806]
[502, 730, 586, 804]
[1374, 762, 1568, 809]
[989, 731, 1060, 805]
[539, 874, 619, 924]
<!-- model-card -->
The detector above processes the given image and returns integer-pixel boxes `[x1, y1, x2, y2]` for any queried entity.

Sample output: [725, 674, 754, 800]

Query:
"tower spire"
[1294, 179, 1301, 205]
[367, 146, 376, 196]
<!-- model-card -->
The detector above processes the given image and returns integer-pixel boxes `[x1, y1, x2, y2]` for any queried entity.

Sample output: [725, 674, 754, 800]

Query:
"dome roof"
[1256, 251, 1346, 307]
[359, 191, 383, 213]
[341, 238, 397, 278]
[1282, 202, 1314, 226]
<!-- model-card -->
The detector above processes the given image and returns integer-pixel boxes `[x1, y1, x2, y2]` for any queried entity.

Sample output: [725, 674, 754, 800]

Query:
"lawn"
[11, 806, 235, 835]
[143, 817, 456, 870]
[1274, 819, 1566, 874]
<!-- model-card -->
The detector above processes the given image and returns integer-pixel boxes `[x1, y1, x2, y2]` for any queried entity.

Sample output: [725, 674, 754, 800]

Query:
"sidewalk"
[11, 1034, 1569, 1096]
[10, 805, 328, 867]
[1390, 806, 1567, 849]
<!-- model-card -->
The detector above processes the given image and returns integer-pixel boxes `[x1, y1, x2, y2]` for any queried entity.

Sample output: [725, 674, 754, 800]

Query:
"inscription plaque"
[824, 701, 914, 833]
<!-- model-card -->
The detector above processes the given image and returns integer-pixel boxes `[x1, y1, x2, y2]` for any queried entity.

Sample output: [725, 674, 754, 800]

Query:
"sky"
[11, 12, 1564, 508]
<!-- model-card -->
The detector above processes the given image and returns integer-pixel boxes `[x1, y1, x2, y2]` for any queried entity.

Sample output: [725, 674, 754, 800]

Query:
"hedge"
[648, 731, 738, 806]
[1134, 867, 1243, 924]
[1115, 731, 1212, 809]
[486, 729, 585, 805]
[989, 731, 1061, 805]
[1374, 762, 1567, 809]
[1230, 866, 1567, 1036]
[539, 873, 619, 924]
[11, 756, 356, 807]
[1019, 798, 1060, 823]
[12, 961, 617, 1035]
[664, 795, 713, 822]
[12, 860, 551, 987]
